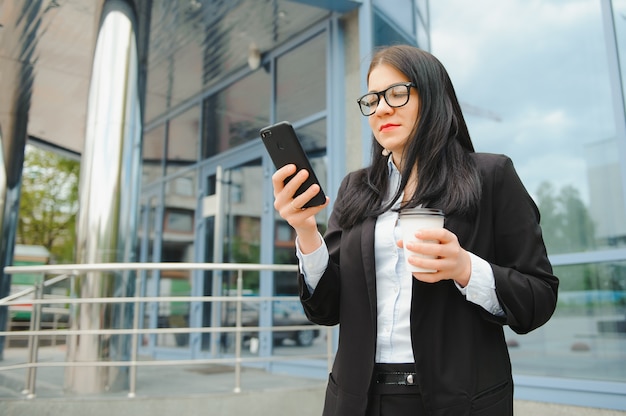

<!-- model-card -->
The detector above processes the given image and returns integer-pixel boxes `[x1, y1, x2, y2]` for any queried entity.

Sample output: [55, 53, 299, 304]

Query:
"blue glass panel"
[506, 261, 626, 382]
[374, 0, 415, 37]
[276, 34, 327, 123]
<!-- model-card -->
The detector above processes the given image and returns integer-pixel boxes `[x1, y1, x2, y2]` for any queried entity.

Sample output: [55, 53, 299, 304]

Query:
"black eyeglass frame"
[356, 82, 416, 116]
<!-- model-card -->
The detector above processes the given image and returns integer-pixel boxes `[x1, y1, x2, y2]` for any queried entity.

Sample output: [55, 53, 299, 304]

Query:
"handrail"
[0, 273, 71, 305]
[0, 262, 334, 399]
[4, 262, 299, 273]
[3, 294, 311, 306]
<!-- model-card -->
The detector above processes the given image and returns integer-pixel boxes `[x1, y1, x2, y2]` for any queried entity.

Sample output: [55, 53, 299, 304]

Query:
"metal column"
[64, 0, 143, 394]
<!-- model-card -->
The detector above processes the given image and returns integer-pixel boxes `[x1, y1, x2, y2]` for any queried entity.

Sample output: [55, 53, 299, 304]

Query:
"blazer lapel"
[360, 217, 378, 327]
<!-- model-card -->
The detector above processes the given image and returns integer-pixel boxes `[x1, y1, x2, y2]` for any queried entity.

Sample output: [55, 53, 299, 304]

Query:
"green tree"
[16, 145, 80, 263]
[558, 185, 596, 252]
[536, 181, 596, 254]
[536, 182, 564, 252]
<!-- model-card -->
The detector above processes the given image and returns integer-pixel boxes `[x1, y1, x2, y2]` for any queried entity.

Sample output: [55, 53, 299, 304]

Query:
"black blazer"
[298, 153, 559, 416]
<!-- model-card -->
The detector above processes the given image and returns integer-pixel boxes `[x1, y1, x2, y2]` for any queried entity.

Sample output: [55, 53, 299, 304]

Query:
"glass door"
[196, 143, 269, 357]
[137, 188, 163, 354]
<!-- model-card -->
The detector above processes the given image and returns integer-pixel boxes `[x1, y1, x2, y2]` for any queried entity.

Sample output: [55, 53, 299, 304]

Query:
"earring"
[382, 148, 390, 157]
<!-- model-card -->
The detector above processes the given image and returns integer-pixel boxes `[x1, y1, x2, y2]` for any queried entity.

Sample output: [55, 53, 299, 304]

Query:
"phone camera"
[261, 130, 272, 138]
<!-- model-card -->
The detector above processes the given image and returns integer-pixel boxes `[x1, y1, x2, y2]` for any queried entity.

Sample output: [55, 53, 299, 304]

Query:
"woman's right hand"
[272, 164, 329, 254]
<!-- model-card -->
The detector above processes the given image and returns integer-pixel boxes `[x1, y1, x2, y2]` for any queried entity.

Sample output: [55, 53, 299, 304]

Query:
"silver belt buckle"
[406, 374, 414, 385]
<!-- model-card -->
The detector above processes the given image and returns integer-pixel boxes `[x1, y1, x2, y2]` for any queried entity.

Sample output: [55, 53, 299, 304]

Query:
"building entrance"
[198, 147, 267, 356]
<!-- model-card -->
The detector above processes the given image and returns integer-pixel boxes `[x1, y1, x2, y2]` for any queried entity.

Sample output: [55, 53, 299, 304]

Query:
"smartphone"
[260, 121, 326, 208]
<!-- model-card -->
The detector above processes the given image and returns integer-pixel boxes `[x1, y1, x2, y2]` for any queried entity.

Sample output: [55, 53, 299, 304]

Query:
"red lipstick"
[380, 123, 399, 132]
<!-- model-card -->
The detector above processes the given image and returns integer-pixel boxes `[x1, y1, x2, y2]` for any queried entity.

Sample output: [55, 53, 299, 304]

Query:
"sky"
[428, 0, 625, 207]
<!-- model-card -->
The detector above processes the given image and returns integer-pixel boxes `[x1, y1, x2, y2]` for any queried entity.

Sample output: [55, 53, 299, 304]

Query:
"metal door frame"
[191, 140, 275, 359]
[137, 184, 165, 355]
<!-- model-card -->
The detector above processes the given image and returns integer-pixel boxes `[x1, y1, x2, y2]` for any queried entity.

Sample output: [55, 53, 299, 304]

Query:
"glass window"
[139, 195, 161, 349]
[157, 169, 197, 349]
[272, 36, 330, 357]
[202, 69, 271, 157]
[373, 0, 415, 38]
[431, 0, 626, 385]
[164, 209, 194, 233]
[416, 0, 430, 50]
[142, 125, 165, 186]
[296, 117, 327, 154]
[275, 223, 294, 243]
[162, 169, 197, 259]
[144, 2, 203, 123]
[506, 261, 626, 382]
[276, 33, 326, 122]
[374, 10, 415, 48]
[431, 0, 623, 251]
[417, 23, 429, 51]
[166, 105, 200, 176]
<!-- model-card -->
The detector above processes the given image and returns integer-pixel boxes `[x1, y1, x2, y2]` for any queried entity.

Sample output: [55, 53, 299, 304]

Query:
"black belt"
[375, 371, 417, 386]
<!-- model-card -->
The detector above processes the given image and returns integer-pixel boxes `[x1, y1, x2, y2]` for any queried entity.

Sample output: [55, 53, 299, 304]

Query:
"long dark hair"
[338, 45, 481, 228]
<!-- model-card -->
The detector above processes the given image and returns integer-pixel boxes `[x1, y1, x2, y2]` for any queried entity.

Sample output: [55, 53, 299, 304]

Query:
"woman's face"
[367, 63, 420, 164]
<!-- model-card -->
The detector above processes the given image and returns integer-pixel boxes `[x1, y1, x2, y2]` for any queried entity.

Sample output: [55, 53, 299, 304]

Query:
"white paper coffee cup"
[398, 208, 445, 273]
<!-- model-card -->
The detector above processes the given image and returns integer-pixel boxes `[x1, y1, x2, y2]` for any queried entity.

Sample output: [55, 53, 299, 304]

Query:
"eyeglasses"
[356, 82, 415, 116]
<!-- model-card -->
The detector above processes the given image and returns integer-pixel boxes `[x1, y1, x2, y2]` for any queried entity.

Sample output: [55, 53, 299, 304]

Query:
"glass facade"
[166, 106, 201, 175]
[202, 69, 271, 157]
[276, 34, 327, 122]
[373, 0, 418, 47]
[430, 0, 626, 388]
[136, 2, 332, 365]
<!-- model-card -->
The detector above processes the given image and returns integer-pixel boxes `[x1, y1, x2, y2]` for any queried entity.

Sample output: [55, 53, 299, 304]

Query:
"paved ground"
[0, 344, 624, 416]
[0, 343, 326, 398]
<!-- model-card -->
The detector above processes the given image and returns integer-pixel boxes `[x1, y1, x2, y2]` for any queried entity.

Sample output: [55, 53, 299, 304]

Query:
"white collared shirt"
[296, 158, 504, 363]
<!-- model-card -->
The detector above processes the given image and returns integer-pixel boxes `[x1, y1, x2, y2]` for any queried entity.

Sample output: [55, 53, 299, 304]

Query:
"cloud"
[429, 0, 618, 204]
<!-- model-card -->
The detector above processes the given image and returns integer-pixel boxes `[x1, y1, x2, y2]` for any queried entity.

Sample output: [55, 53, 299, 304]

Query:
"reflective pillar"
[0, 0, 44, 359]
[64, 0, 142, 393]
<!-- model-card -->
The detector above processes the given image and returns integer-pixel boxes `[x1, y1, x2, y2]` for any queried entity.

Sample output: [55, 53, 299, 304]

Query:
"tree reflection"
[536, 181, 596, 254]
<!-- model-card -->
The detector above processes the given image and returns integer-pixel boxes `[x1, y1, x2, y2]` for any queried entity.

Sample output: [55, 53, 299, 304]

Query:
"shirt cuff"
[455, 252, 505, 316]
[295, 233, 329, 293]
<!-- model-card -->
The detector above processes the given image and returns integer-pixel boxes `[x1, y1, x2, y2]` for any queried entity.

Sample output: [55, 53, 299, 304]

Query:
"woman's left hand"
[397, 228, 472, 287]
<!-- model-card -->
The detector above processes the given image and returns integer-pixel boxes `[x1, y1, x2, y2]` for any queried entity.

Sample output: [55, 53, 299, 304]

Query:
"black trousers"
[366, 363, 427, 416]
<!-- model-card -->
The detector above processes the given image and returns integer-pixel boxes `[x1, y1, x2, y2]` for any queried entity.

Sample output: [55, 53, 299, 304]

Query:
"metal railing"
[0, 262, 334, 399]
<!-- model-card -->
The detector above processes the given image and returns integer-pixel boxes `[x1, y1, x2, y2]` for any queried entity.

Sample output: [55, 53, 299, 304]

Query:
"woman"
[272, 45, 558, 416]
